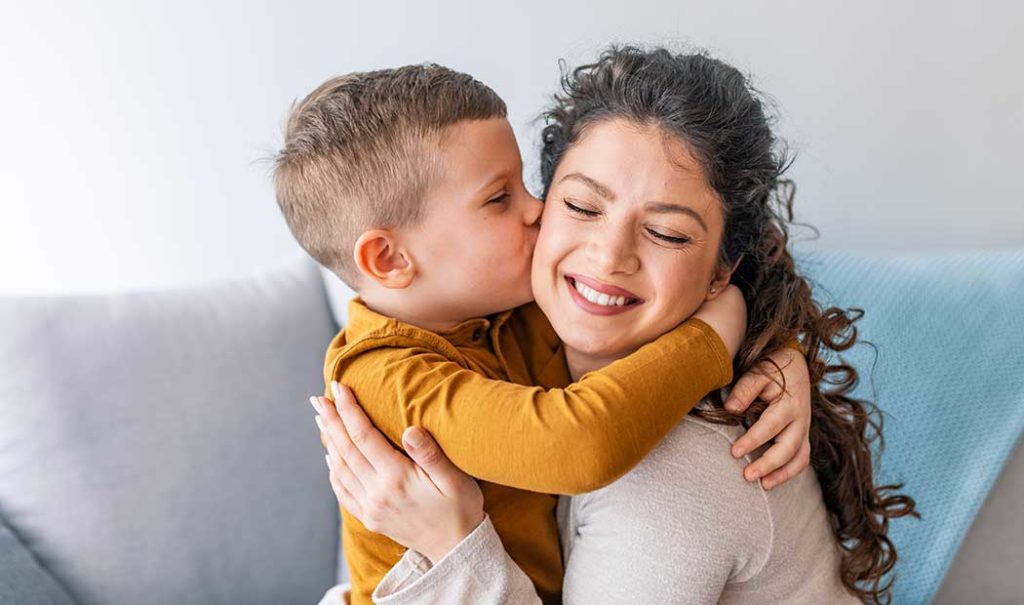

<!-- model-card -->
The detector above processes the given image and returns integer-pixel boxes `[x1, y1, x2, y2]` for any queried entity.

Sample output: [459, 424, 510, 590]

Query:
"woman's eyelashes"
[563, 198, 691, 245]
[563, 198, 600, 217]
[646, 228, 690, 245]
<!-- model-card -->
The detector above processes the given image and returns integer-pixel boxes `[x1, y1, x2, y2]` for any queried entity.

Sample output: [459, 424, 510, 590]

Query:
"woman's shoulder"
[569, 413, 767, 520]
[642, 414, 757, 479]
[565, 413, 775, 584]
[676, 416, 853, 599]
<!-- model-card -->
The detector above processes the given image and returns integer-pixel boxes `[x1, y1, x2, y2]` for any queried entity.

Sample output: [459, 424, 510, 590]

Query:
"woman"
[320, 47, 917, 603]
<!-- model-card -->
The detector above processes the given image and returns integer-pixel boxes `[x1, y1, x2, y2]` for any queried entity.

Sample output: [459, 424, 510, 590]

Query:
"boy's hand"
[724, 346, 812, 490]
[692, 284, 747, 358]
[312, 382, 484, 564]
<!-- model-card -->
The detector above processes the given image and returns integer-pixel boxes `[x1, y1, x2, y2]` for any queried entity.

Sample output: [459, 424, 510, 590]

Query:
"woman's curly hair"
[538, 45, 919, 603]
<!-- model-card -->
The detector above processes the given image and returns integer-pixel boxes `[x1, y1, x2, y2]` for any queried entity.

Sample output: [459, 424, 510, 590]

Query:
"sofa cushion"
[0, 255, 341, 605]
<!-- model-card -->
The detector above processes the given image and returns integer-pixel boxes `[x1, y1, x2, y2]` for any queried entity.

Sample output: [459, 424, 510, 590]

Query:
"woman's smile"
[531, 118, 726, 368]
[564, 274, 643, 316]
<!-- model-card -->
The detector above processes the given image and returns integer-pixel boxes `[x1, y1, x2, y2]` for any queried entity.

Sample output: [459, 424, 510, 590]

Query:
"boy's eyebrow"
[475, 172, 509, 196]
[645, 202, 708, 232]
[559, 172, 616, 200]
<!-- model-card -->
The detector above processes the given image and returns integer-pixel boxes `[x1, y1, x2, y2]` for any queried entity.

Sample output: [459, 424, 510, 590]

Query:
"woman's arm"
[372, 517, 541, 605]
[316, 391, 541, 604]
[314, 383, 804, 604]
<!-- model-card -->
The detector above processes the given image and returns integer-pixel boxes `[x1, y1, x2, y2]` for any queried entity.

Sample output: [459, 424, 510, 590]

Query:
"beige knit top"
[369, 413, 861, 604]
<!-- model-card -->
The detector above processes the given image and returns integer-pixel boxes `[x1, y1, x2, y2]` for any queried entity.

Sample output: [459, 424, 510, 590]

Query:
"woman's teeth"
[573, 279, 631, 307]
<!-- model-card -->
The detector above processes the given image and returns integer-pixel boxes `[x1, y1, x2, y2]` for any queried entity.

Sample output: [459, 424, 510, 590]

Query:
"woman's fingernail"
[314, 415, 324, 432]
[309, 396, 322, 414]
[405, 427, 426, 449]
[331, 381, 340, 399]
[324, 454, 333, 471]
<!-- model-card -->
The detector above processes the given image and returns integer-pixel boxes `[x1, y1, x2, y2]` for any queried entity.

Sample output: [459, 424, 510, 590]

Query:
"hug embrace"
[272, 45, 918, 604]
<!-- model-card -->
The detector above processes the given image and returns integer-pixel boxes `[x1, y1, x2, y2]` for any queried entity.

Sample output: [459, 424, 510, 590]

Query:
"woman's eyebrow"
[645, 202, 708, 232]
[559, 172, 616, 200]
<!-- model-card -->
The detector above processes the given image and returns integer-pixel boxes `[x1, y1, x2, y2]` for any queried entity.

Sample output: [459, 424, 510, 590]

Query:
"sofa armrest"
[934, 436, 1024, 603]
[0, 517, 76, 605]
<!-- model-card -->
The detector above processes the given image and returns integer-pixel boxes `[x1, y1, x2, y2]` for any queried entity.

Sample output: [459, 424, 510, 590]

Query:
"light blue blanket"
[795, 248, 1024, 603]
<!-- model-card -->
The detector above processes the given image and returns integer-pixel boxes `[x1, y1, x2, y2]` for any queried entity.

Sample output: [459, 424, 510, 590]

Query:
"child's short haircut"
[273, 64, 507, 286]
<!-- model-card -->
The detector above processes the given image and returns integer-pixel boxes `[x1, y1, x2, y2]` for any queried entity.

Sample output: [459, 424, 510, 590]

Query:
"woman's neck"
[565, 346, 634, 381]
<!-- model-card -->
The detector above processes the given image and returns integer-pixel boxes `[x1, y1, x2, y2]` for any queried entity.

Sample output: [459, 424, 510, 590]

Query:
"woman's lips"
[564, 275, 643, 317]
[567, 273, 643, 300]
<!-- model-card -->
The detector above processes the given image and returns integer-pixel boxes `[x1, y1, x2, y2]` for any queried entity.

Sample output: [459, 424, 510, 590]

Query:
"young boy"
[273, 64, 806, 604]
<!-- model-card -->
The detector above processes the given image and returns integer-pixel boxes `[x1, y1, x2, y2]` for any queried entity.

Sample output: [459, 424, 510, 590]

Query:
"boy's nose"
[523, 192, 544, 226]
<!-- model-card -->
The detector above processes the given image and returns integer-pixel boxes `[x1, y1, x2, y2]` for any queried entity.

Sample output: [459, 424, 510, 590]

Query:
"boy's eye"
[564, 198, 600, 217]
[486, 192, 510, 205]
[647, 228, 690, 245]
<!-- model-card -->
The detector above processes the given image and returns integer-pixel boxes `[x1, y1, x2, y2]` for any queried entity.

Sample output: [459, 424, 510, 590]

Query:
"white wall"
[2, 1, 1021, 295]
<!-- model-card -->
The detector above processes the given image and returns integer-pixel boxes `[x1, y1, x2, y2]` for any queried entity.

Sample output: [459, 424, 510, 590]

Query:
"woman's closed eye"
[646, 228, 690, 245]
[565, 197, 690, 245]
[563, 198, 600, 217]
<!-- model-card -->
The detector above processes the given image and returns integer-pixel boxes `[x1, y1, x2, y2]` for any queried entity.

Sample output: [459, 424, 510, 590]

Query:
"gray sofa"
[1, 253, 1021, 604]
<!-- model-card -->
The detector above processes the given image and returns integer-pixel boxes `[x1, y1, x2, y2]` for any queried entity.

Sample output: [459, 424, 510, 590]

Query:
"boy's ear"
[353, 229, 416, 289]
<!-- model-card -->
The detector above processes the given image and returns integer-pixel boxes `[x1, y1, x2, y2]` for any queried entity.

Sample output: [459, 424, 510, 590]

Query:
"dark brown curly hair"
[538, 45, 919, 603]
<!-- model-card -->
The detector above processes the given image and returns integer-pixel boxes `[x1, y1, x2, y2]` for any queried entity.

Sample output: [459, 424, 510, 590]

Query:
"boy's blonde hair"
[273, 64, 507, 286]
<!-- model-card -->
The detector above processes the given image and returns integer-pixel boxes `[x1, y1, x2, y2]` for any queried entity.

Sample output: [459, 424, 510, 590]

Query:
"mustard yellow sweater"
[322, 299, 733, 605]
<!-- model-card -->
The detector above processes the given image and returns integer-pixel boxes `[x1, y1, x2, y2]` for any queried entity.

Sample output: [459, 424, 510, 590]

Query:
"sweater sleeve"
[333, 317, 733, 494]
[372, 515, 542, 605]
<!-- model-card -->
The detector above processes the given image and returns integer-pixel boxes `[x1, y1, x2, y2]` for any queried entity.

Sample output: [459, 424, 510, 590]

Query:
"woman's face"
[532, 118, 727, 367]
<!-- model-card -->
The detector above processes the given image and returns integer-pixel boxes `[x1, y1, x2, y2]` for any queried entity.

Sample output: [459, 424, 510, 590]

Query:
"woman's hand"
[311, 382, 484, 564]
[723, 346, 812, 491]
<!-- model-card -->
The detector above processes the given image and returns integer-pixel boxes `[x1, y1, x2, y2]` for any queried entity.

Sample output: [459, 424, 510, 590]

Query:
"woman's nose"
[586, 228, 640, 276]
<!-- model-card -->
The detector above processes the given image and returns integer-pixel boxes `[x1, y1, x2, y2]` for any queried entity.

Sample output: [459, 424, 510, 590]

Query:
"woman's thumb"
[402, 427, 457, 485]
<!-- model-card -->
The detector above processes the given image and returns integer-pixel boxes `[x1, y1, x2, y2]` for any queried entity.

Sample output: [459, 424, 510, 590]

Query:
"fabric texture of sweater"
[321, 298, 734, 604]
[372, 413, 859, 604]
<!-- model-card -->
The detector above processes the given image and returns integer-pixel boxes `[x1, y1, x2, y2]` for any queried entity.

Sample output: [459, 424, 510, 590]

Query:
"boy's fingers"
[724, 372, 767, 412]
[334, 382, 408, 473]
[732, 401, 788, 457]
[742, 421, 803, 482]
[726, 365, 785, 413]
[402, 427, 464, 492]
[760, 440, 811, 490]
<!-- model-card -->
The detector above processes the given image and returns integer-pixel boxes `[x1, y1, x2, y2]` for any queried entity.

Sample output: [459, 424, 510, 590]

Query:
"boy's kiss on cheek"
[355, 117, 543, 331]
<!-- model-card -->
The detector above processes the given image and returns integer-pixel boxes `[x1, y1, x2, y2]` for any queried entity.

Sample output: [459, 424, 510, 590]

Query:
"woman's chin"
[558, 332, 635, 361]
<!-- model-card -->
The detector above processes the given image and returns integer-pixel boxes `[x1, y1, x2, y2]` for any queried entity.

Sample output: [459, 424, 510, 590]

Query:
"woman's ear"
[353, 230, 416, 289]
[705, 255, 742, 301]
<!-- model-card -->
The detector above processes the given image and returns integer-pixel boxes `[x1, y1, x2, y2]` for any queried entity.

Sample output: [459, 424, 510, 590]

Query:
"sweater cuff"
[372, 515, 497, 604]
[686, 317, 734, 387]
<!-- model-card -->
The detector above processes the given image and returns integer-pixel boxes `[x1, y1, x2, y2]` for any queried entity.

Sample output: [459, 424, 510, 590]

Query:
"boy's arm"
[332, 316, 731, 495]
